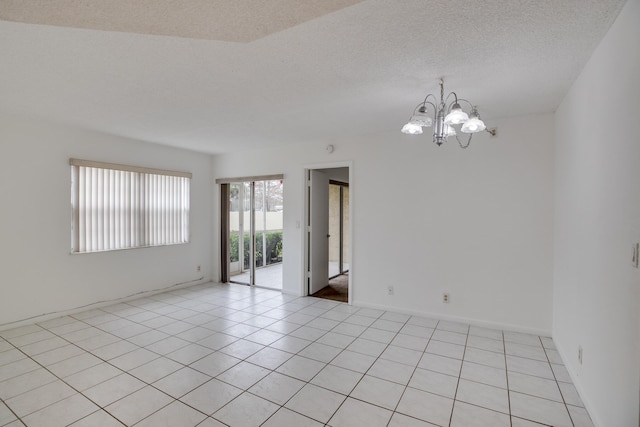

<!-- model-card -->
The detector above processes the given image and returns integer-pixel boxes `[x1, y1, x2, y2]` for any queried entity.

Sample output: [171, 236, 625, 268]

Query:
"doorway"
[218, 176, 284, 289]
[305, 166, 351, 303]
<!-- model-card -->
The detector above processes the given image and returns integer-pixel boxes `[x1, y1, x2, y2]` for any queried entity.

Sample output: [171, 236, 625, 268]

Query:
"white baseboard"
[351, 299, 552, 337]
[554, 339, 602, 427]
[0, 277, 210, 332]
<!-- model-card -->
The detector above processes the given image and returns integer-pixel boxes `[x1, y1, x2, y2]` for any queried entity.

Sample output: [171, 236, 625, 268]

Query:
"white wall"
[553, 0, 640, 425]
[321, 167, 349, 183]
[0, 114, 213, 327]
[0, 109, 555, 335]
[212, 112, 555, 334]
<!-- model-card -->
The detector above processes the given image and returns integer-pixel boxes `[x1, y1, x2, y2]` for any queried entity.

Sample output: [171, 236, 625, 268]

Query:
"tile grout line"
[132, 292, 309, 426]
[255, 305, 387, 426]
[257, 308, 416, 425]
[328, 310, 412, 426]
[541, 335, 576, 427]
[26, 299, 248, 427]
[383, 318, 439, 427]
[168, 290, 339, 425]
[0, 394, 23, 427]
[447, 323, 471, 427]
[502, 330, 513, 427]
[0, 327, 128, 426]
[174, 294, 344, 426]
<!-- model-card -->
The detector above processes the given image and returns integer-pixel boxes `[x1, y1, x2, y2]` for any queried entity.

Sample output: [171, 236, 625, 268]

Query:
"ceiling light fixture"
[402, 79, 496, 148]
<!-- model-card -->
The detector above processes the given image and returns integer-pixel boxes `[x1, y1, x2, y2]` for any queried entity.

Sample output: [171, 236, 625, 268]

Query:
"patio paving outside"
[231, 263, 283, 290]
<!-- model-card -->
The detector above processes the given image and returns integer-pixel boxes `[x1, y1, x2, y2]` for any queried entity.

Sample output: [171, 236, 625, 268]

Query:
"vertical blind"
[70, 159, 191, 253]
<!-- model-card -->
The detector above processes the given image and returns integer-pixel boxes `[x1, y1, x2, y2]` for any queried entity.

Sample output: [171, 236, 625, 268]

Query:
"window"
[70, 158, 191, 253]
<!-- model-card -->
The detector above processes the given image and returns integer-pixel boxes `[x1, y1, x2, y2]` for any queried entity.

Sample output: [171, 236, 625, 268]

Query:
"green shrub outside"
[230, 230, 283, 268]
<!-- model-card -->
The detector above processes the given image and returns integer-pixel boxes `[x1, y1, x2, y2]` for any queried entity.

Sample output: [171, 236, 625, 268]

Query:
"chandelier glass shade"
[402, 79, 491, 148]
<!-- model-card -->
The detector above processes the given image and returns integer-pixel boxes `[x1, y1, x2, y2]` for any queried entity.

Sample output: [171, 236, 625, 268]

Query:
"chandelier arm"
[411, 94, 439, 116]
[454, 133, 473, 149]
[455, 98, 475, 110]
[443, 92, 458, 109]
[423, 100, 438, 114]
[410, 102, 425, 115]
[422, 93, 438, 106]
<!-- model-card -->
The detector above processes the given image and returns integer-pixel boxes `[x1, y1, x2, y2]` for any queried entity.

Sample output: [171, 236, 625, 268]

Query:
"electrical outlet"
[578, 345, 583, 364]
[197, 265, 201, 272]
[387, 286, 394, 295]
[443, 293, 450, 303]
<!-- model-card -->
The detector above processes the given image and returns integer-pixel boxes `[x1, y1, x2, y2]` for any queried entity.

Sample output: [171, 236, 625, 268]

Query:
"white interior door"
[309, 170, 329, 295]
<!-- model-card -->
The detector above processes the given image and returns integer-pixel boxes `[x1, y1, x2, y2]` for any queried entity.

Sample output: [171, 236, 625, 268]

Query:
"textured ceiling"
[0, 0, 626, 154]
[0, 0, 366, 42]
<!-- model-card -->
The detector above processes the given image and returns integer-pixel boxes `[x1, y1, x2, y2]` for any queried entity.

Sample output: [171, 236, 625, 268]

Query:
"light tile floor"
[0, 282, 593, 427]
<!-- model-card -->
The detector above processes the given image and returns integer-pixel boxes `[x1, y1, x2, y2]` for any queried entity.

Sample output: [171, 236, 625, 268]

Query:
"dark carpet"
[311, 274, 349, 302]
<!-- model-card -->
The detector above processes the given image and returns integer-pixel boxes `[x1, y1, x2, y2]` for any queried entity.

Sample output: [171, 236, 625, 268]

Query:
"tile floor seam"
[506, 365, 567, 382]
[68, 408, 123, 426]
[541, 336, 576, 427]
[448, 325, 471, 427]
[387, 318, 439, 423]
[502, 330, 514, 427]
[258, 406, 319, 427]
[3, 314, 217, 426]
[172, 295, 348, 424]
[0, 397, 21, 427]
[323, 312, 412, 422]
[273, 307, 412, 426]
[206, 371, 277, 425]
[42, 328, 193, 413]
[135, 395, 211, 426]
[0, 333, 115, 419]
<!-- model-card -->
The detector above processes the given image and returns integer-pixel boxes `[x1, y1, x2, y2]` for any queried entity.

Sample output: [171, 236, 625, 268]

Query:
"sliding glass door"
[254, 180, 284, 288]
[228, 182, 249, 282]
[223, 178, 283, 289]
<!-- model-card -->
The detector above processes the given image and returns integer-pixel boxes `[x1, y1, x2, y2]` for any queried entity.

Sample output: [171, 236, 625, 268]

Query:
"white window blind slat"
[114, 171, 120, 249]
[91, 167, 98, 251]
[71, 162, 190, 253]
[109, 170, 115, 250]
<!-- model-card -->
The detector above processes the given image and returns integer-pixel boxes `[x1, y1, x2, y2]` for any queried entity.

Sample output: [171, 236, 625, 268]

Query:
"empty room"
[0, 1, 638, 426]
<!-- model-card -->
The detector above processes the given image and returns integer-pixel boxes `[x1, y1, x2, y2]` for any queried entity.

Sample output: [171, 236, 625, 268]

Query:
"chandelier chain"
[455, 133, 472, 149]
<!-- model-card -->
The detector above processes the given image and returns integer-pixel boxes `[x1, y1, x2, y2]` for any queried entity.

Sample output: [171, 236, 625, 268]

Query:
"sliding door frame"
[220, 184, 230, 283]
[216, 174, 284, 288]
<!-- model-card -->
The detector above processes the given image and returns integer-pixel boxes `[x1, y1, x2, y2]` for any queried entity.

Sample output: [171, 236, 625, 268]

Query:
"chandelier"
[401, 79, 495, 148]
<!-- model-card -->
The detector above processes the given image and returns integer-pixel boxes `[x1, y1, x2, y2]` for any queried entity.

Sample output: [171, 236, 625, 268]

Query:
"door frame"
[303, 161, 353, 304]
